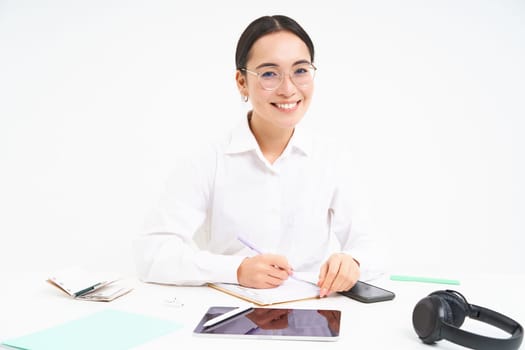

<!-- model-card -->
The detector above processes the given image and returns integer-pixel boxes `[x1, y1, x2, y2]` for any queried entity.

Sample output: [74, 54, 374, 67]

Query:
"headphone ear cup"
[413, 295, 449, 344]
[429, 290, 468, 328]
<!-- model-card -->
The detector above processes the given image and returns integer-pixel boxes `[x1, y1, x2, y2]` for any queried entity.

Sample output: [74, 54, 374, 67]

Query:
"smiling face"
[236, 30, 314, 133]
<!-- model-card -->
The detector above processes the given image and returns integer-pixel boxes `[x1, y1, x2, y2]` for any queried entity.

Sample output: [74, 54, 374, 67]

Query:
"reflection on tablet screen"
[193, 306, 341, 341]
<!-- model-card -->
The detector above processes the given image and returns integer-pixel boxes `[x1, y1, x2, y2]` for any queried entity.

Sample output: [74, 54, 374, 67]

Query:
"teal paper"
[2, 309, 182, 350]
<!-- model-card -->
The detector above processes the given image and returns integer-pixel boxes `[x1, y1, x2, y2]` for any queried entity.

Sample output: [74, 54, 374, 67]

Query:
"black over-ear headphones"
[412, 290, 523, 350]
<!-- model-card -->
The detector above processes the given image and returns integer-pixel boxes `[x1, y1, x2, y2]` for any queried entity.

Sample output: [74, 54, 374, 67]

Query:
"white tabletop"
[1, 270, 523, 349]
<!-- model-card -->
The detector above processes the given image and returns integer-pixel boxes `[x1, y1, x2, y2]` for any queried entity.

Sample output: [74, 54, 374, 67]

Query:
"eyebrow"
[254, 59, 312, 70]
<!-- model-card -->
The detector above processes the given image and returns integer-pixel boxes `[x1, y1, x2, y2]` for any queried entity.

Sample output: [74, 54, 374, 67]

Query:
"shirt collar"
[225, 113, 313, 157]
[225, 114, 259, 154]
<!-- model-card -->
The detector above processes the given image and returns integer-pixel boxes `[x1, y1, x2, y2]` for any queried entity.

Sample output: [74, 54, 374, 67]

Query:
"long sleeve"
[133, 146, 245, 285]
[330, 149, 384, 281]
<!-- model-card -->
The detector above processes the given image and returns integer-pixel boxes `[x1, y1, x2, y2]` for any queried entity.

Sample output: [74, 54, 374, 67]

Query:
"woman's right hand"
[237, 254, 293, 288]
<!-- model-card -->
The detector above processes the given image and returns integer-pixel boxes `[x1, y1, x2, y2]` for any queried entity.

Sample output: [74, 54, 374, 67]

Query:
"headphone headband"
[442, 304, 523, 350]
[413, 290, 523, 350]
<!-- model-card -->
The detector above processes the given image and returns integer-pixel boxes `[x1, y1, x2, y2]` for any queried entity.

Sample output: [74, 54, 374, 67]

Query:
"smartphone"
[338, 280, 395, 303]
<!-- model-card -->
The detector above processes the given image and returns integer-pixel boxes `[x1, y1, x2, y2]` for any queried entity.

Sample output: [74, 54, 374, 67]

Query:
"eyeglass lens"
[256, 64, 316, 90]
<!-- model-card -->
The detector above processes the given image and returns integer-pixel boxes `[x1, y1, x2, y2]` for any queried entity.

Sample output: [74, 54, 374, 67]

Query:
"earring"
[242, 95, 248, 102]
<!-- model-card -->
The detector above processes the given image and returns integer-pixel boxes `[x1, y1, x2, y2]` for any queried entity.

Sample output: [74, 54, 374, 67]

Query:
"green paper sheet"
[2, 309, 182, 350]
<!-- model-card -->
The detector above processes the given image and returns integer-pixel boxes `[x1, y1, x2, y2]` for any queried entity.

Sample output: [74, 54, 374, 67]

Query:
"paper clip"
[164, 297, 184, 307]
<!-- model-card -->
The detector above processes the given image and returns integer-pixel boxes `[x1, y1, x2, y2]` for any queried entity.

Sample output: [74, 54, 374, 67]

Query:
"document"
[208, 275, 320, 306]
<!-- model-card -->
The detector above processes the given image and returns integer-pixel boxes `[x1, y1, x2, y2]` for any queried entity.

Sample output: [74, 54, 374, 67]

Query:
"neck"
[248, 112, 294, 164]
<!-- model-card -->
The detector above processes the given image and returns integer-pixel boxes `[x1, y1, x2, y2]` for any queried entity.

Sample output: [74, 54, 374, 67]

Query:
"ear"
[235, 70, 248, 96]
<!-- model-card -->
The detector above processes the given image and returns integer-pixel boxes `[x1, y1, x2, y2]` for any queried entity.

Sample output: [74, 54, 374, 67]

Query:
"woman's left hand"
[317, 253, 360, 297]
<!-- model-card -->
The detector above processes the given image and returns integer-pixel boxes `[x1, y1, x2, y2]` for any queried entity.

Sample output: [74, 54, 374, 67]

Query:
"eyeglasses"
[241, 63, 317, 91]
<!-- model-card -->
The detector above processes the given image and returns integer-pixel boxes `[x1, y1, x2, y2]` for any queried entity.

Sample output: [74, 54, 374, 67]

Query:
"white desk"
[1, 270, 523, 349]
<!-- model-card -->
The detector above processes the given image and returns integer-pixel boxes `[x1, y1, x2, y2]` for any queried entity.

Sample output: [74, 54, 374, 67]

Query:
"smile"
[274, 102, 299, 110]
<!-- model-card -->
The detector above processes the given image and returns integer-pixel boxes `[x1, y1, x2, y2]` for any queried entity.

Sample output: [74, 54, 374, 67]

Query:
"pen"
[203, 304, 254, 328]
[74, 282, 104, 297]
[237, 236, 263, 254]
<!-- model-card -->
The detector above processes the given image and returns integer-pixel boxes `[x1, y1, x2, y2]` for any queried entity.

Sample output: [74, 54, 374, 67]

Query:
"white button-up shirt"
[133, 116, 375, 286]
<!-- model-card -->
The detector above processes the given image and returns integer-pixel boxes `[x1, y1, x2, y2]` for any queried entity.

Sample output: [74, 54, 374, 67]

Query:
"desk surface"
[1, 270, 523, 349]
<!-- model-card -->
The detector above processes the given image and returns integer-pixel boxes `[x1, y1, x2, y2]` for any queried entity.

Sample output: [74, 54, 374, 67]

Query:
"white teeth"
[275, 102, 297, 109]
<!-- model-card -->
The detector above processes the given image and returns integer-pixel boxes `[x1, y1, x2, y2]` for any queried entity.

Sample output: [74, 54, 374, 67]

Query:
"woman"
[133, 15, 374, 297]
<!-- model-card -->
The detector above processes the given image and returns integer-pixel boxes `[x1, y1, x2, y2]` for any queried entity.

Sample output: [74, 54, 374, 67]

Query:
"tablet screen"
[193, 306, 341, 341]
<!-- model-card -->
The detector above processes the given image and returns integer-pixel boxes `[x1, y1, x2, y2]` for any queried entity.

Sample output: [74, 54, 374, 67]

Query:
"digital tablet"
[193, 306, 341, 341]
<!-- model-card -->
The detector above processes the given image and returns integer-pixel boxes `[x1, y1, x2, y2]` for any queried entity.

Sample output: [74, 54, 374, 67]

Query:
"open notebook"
[46, 266, 132, 302]
[208, 273, 320, 306]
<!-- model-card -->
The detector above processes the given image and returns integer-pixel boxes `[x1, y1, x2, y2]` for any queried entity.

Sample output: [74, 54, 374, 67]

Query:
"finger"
[265, 254, 293, 274]
[333, 260, 360, 292]
[266, 266, 291, 283]
[329, 261, 351, 292]
[319, 261, 341, 297]
[318, 262, 328, 285]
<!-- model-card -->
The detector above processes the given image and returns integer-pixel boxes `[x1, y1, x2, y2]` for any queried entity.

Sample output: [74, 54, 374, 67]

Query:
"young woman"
[133, 15, 375, 297]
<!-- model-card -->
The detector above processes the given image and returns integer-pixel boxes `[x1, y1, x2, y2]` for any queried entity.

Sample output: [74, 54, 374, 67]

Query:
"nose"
[275, 73, 296, 95]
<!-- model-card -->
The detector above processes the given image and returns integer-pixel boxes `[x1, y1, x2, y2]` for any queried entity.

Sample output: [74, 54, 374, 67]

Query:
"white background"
[1, 0, 523, 278]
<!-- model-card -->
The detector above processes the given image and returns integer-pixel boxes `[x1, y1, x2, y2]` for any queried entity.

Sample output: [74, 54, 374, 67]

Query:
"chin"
[279, 116, 304, 129]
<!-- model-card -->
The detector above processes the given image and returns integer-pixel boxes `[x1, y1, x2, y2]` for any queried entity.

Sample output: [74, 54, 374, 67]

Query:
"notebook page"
[209, 277, 320, 305]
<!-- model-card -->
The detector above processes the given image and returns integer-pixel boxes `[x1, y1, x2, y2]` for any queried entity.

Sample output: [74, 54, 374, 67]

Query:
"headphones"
[412, 290, 523, 350]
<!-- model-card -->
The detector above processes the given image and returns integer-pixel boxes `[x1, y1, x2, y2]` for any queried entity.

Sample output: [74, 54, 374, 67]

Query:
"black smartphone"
[338, 280, 395, 303]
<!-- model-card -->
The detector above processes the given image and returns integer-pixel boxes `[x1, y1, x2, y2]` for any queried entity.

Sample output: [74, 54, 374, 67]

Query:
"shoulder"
[297, 121, 359, 186]
[300, 122, 349, 165]
[176, 118, 249, 171]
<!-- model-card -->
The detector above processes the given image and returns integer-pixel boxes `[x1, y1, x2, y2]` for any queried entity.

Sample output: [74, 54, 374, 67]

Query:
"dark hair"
[235, 15, 315, 71]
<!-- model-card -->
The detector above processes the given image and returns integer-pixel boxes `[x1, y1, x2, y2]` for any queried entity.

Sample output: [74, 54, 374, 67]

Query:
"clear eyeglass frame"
[241, 63, 317, 91]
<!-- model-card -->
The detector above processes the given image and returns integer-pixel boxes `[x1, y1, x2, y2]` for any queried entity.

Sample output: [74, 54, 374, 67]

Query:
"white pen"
[202, 304, 254, 328]
[237, 236, 263, 254]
